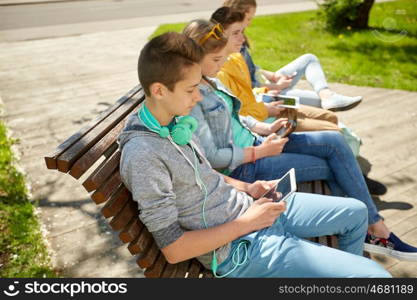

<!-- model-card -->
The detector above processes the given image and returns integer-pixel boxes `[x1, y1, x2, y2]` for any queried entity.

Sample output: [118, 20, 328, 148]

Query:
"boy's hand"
[246, 180, 276, 199]
[238, 198, 287, 231]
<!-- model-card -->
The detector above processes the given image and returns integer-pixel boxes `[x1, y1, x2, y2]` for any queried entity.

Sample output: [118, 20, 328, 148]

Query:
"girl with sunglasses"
[210, 7, 348, 138]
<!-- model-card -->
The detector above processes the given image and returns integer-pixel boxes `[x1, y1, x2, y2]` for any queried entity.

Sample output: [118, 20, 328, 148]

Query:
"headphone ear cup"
[178, 116, 198, 133]
[159, 126, 170, 138]
[171, 123, 192, 146]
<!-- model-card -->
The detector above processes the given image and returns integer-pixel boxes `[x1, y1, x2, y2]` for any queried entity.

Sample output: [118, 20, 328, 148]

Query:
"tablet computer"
[261, 168, 297, 202]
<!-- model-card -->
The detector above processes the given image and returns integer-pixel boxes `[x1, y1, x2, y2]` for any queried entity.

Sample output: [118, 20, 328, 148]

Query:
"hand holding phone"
[273, 72, 297, 82]
[261, 168, 297, 202]
[276, 119, 297, 138]
[260, 133, 288, 157]
[288, 71, 297, 79]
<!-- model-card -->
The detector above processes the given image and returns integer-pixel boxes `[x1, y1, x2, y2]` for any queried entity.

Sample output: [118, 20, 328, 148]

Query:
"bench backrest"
[44, 85, 337, 278]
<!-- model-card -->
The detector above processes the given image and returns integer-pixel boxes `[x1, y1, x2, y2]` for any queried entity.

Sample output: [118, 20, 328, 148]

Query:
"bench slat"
[297, 182, 312, 193]
[119, 218, 143, 244]
[137, 242, 159, 269]
[44, 85, 141, 170]
[56, 89, 145, 173]
[329, 235, 338, 248]
[172, 261, 191, 278]
[161, 262, 178, 278]
[313, 179, 323, 194]
[323, 181, 331, 195]
[103, 142, 118, 159]
[128, 227, 152, 255]
[144, 253, 167, 278]
[201, 269, 213, 278]
[83, 151, 121, 192]
[109, 200, 138, 231]
[318, 236, 328, 245]
[69, 120, 126, 179]
[91, 171, 122, 204]
[187, 260, 203, 278]
[101, 186, 130, 218]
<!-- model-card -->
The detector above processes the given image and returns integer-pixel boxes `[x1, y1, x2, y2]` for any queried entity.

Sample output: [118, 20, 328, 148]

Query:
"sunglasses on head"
[199, 23, 224, 45]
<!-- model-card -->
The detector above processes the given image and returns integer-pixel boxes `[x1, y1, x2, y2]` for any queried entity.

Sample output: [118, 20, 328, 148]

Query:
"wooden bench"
[44, 85, 338, 278]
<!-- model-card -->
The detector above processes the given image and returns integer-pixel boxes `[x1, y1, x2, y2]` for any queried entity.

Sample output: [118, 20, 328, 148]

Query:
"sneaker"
[364, 232, 417, 261]
[363, 174, 387, 196]
[322, 93, 362, 112]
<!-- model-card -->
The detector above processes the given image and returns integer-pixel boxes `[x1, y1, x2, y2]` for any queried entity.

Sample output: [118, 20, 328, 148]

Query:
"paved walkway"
[1, 1, 416, 278]
[0, 0, 318, 42]
[0, 0, 71, 4]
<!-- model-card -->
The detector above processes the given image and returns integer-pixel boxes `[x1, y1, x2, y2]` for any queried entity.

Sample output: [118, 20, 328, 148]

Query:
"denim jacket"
[241, 43, 260, 88]
[190, 78, 259, 173]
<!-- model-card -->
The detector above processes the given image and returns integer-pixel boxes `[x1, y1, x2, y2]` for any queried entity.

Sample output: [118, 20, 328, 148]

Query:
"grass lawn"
[151, 0, 417, 91]
[0, 119, 58, 277]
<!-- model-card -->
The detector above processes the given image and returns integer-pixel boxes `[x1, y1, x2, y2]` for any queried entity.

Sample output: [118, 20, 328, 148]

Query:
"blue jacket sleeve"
[191, 103, 245, 171]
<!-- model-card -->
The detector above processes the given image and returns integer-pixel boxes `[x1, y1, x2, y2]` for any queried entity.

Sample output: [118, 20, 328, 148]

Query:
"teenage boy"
[118, 32, 390, 277]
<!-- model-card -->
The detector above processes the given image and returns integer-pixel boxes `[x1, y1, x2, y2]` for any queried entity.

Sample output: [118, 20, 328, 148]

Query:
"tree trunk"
[352, 0, 375, 29]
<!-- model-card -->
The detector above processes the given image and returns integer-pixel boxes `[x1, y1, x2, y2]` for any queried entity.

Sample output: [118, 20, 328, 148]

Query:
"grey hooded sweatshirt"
[118, 112, 254, 269]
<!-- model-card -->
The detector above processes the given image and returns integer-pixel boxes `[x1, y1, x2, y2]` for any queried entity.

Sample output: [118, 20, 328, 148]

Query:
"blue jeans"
[216, 192, 391, 278]
[229, 131, 381, 225]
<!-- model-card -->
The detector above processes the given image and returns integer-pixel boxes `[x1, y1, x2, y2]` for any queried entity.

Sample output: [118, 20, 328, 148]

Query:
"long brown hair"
[210, 6, 245, 30]
[223, 0, 257, 13]
[211, 6, 248, 48]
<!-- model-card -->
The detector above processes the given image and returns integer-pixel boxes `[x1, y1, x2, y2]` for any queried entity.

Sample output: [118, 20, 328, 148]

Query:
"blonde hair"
[183, 19, 228, 54]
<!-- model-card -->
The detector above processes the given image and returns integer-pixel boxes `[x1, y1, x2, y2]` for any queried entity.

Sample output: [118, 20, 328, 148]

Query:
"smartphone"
[276, 95, 300, 108]
[276, 119, 297, 138]
[261, 94, 280, 103]
[288, 71, 297, 78]
[261, 168, 297, 202]
[261, 94, 300, 108]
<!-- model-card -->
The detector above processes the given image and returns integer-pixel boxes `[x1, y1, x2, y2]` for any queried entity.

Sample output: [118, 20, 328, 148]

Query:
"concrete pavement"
[0, 0, 71, 5]
[1, 0, 416, 278]
[0, 1, 319, 42]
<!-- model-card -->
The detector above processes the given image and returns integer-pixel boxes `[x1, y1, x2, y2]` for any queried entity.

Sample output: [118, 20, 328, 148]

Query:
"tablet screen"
[276, 172, 292, 200]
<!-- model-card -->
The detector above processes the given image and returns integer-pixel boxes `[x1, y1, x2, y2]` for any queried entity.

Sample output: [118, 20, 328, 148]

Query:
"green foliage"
[0, 124, 26, 204]
[317, 0, 368, 31]
[0, 202, 58, 277]
[0, 119, 58, 278]
[150, 0, 417, 91]
[149, 22, 186, 39]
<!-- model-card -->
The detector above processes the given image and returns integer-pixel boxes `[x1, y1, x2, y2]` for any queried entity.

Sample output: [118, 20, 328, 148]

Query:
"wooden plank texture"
[55, 88, 144, 172]
[44, 85, 141, 170]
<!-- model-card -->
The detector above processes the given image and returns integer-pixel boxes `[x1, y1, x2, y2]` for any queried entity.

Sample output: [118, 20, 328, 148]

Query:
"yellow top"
[217, 53, 269, 122]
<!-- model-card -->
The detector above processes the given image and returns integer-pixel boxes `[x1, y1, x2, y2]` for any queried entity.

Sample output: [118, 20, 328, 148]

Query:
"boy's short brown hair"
[183, 19, 228, 54]
[210, 6, 245, 30]
[223, 0, 257, 13]
[138, 32, 204, 96]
